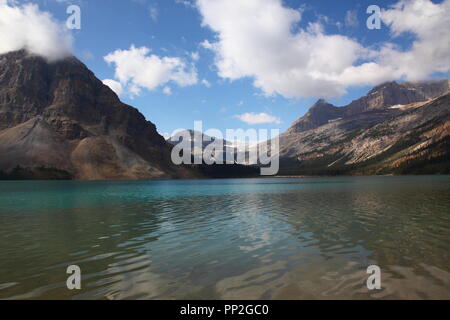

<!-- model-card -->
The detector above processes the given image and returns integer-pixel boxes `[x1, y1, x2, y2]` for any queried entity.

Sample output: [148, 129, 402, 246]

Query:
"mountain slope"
[0, 50, 196, 180]
[278, 88, 450, 175]
[287, 80, 450, 134]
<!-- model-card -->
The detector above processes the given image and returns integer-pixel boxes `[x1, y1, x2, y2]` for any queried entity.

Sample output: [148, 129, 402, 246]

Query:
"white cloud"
[163, 86, 172, 95]
[191, 51, 200, 61]
[197, 0, 450, 98]
[0, 1, 72, 61]
[235, 112, 281, 125]
[379, 0, 450, 81]
[102, 79, 123, 96]
[104, 45, 198, 96]
[201, 79, 211, 87]
[200, 39, 213, 50]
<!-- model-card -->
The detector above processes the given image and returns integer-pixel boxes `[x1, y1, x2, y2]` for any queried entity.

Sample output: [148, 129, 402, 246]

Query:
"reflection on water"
[0, 176, 449, 299]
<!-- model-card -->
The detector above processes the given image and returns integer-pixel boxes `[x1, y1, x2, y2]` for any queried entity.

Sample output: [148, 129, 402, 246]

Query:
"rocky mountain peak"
[0, 50, 196, 180]
[286, 79, 449, 134]
[310, 98, 332, 109]
[368, 81, 399, 92]
[288, 99, 342, 134]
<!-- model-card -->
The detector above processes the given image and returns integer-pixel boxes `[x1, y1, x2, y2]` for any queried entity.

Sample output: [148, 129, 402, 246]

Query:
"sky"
[0, 0, 449, 139]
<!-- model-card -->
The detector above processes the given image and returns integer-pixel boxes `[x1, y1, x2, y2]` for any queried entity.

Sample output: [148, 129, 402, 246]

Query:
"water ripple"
[0, 176, 449, 299]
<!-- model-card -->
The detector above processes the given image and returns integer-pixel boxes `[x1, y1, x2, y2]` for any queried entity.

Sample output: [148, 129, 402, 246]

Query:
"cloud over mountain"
[197, 0, 450, 99]
[0, 1, 72, 61]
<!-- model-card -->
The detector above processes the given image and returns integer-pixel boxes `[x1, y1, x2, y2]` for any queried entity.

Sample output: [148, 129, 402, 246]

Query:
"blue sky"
[5, 0, 450, 139]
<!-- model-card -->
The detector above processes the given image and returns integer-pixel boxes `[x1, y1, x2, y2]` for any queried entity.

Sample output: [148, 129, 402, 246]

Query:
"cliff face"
[278, 80, 450, 175]
[287, 80, 450, 134]
[287, 99, 344, 134]
[0, 50, 196, 180]
[344, 80, 450, 116]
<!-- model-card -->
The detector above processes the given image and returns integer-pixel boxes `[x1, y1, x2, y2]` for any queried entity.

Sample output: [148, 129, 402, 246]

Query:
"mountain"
[167, 130, 259, 178]
[287, 99, 344, 133]
[0, 50, 197, 180]
[344, 80, 450, 116]
[3, 50, 446, 179]
[167, 129, 236, 163]
[278, 80, 450, 175]
[287, 80, 450, 134]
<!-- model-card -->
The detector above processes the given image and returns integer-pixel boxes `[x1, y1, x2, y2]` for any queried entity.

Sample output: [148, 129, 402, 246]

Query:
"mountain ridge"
[278, 85, 450, 175]
[0, 50, 197, 180]
[1, 50, 449, 179]
[287, 80, 450, 134]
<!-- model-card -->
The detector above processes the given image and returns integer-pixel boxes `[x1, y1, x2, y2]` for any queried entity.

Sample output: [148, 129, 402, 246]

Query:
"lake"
[0, 176, 449, 299]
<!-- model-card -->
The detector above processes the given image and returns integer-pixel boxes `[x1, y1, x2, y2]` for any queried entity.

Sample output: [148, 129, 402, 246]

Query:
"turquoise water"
[0, 176, 449, 299]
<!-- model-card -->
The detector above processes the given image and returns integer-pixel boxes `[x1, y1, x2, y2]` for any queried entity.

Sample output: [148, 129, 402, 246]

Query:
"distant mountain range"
[167, 129, 236, 163]
[0, 50, 197, 180]
[278, 80, 450, 175]
[0, 50, 448, 179]
[168, 80, 450, 176]
[167, 129, 259, 178]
